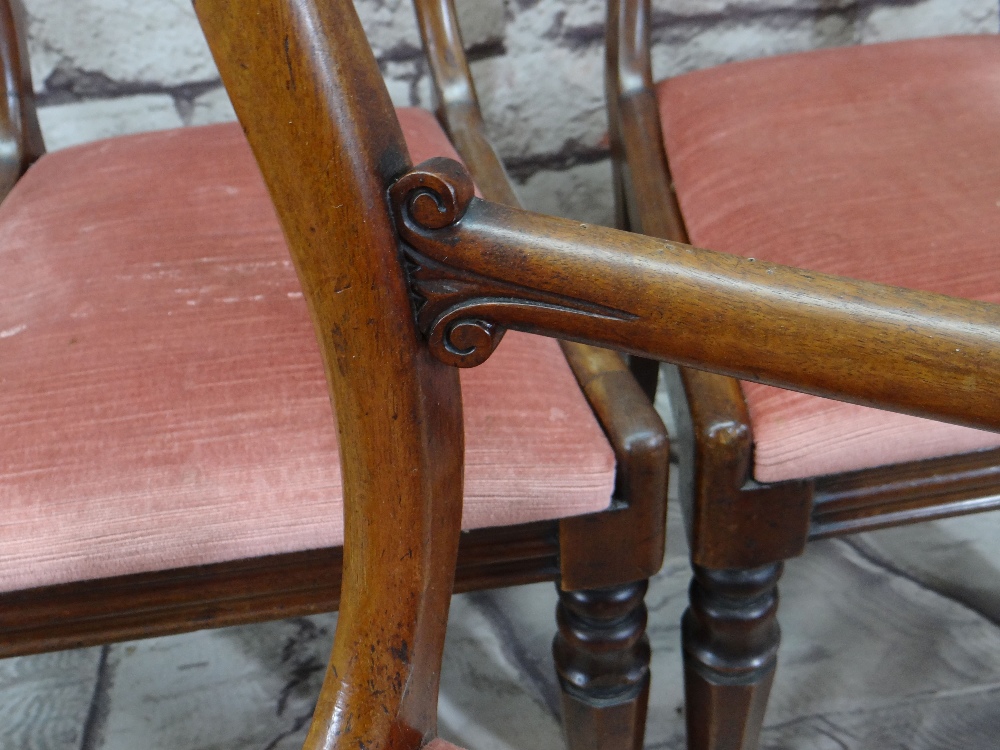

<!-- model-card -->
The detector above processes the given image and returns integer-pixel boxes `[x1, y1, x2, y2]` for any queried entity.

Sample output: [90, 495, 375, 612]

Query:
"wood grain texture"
[411, 9, 666, 750]
[195, 1, 463, 747]
[391, 171, 1000, 435]
[412, 0, 669, 591]
[607, 2, 1000, 750]
[0, 521, 560, 660]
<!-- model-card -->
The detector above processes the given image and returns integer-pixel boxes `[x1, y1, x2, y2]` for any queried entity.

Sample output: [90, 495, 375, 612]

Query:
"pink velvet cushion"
[0, 108, 615, 594]
[657, 36, 1000, 483]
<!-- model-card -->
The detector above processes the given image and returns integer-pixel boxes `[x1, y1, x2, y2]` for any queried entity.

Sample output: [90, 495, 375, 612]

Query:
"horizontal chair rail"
[390, 160, 1000, 435]
[0, 521, 560, 658]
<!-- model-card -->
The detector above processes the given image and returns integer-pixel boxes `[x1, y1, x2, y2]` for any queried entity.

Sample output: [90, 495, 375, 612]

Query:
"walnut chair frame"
[605, 1, 1000, 748]
[5, 1, 1000, 750]
[0, 3, 667, 750]
[410, 3, 670, 748]
[196, 3, 1000, 750]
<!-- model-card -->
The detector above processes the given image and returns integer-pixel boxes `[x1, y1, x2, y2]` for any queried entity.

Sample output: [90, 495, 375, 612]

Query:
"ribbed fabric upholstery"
[657, 36, 1000, 482]
[425, 739, 464, 750]
[0, 108, 616, 593]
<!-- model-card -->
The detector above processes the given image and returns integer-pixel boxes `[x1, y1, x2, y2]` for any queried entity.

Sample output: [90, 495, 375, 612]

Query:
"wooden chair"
[0, 2, 666, 749]
[194, 5, 1000, 749]
[5, 0, 1000, 748]
[605, 1, 1000, 748]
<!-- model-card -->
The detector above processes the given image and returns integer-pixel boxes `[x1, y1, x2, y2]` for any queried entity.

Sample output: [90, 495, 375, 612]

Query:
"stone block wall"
[21, 0, 1000, 224]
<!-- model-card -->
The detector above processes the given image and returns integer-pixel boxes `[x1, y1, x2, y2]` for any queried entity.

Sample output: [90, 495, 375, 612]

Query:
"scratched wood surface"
[5, 499, 1000, 749]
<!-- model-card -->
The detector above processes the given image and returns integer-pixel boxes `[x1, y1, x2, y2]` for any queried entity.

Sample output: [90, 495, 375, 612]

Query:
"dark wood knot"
[389, 157, 475, 230]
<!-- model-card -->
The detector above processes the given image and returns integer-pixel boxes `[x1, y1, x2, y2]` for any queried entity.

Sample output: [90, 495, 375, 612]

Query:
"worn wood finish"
[0, 521, 560, 659]
[0, 0, 44, 199]
[607, 1, 1000, 748]
[195, 2, 464, 748]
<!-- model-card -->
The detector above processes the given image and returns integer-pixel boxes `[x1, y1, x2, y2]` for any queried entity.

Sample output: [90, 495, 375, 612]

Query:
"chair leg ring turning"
[682, 562, 783, 750]
[553, 580, 651, 750]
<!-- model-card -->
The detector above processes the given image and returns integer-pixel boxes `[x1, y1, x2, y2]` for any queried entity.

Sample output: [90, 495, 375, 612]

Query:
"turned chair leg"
[552, 580, 651, 750]
[682, 563, 783, 750]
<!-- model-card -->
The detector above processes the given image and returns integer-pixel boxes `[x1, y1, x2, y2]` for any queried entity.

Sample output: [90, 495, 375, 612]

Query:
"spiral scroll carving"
[391, 158, 636, 368]
[390, 156, 475, 230]
[427, 312, 504, 368]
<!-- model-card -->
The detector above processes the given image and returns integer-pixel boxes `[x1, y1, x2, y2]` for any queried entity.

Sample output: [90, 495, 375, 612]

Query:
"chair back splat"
[196, 1, 463, 748]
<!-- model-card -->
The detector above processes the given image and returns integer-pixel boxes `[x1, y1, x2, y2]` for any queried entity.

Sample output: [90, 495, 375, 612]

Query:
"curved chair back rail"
[194, 1, 1000, 749]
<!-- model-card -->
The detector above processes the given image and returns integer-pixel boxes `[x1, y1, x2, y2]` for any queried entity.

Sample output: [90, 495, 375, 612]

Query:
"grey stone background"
[22, 0, 1000, 227]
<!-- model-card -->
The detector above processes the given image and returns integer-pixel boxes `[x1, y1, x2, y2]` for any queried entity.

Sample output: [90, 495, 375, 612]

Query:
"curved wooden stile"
[412, 0, 519, 207]
[0, 0, 44, 198]
[194, 2, 463, 750]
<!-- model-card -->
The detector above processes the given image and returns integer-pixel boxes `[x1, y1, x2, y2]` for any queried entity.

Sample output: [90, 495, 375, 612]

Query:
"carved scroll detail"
[390, 158, 637, 368]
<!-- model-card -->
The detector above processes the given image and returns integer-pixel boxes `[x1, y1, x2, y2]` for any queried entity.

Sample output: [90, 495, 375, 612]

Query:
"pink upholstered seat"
[0, 108, 615, 594]
[657, 35, 1000, 483]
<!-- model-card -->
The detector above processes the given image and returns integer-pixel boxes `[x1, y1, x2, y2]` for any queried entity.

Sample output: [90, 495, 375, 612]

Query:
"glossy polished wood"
[6, 0, 997, 747]
[196, 1, 464, 747]
[682, 564, 782, 750]
[410, 7, 668, 749]
[0, 3, 667, 749]
[391, 166, 1000, 433]
[412, 0, 668, 590]
[202, 0, 1000, 743]
[554, 582, 651, 750]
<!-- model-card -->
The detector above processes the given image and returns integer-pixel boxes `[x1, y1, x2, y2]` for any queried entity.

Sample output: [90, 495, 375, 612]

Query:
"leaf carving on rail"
[390, 158, 637, 368]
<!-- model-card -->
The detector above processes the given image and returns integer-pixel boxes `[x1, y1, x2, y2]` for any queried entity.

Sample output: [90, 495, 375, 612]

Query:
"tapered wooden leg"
[682, 563, 782, 750]
[552, 580, 651, 750]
